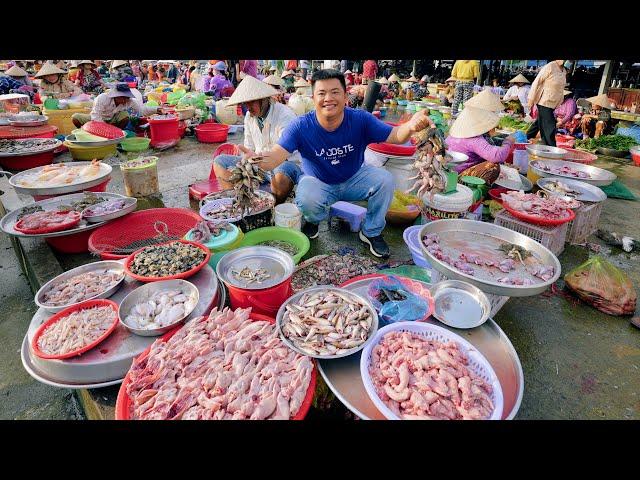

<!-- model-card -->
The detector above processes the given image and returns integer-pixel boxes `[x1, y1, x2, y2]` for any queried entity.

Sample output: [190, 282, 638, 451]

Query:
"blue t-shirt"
[277, 107, 393, 185]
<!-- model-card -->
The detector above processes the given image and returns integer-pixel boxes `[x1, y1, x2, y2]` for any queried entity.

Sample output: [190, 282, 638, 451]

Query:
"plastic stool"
[329, 201, 367, 232]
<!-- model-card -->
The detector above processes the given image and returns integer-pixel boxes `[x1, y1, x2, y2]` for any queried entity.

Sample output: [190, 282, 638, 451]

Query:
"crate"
[493, 209, 567, 256]
[566, 201, 603, 245]
[429, 269, 510, 318]
[43, 107, 91, 136]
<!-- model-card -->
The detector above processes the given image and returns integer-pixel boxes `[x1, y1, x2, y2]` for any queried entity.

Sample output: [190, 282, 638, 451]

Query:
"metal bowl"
[216, 246, 294, 290]
[430, 280, 491, 329]
[529, 158, 616, 187]
[35, 261, 126, 313]
[276, 286, 379, 360]
[9, 161, 112, 196]
[525, 144, 567, 159]
[596, 146, 629, 158]
[118, 279, 199, 336]
[82, 197, 137, 223]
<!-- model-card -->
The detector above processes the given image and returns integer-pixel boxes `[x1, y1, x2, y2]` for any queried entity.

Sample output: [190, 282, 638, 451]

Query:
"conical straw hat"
[388, 74, 400, 82]
[446, 77, 456, 83]
[407, 75, 418, 82]
[35, 62, 66, 78]
[5, 65, 27, 77]
[294, 78, 309, 87]
[111, 60, 129, 68]
[464, 89, 505, 112]
[263, 74, 284, 87]
[227, 75, 279, 106]
[509, 74, 530, 84]
[344, 70, 353, 74]
[377, 77, 388, 85]
[78, 60, 96, 67]
[449, 106, 500, 139]
[586, 93, 616, 109]
[281, 69, 295, 78]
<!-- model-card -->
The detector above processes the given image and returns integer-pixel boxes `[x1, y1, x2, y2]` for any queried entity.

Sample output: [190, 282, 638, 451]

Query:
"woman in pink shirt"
[445, 106, 515, 174]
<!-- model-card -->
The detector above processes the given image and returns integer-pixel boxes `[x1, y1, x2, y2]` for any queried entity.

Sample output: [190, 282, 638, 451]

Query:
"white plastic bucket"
[274, 203, 302, 230]
[422, 184, 473, 221]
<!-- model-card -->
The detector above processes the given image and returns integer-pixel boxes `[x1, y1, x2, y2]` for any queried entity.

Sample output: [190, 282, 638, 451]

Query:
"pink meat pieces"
[369, 331, 495, 420]
[497, 276, 534, 286]
[498, 259, 516, 273]
[527, 265, 555, 281]
[459, 253, 484, 265]
[125, 307, 313, 420]
[422, 234, 440, 247]
[501, 191, 577, 220]
[453, 260, 474, 275]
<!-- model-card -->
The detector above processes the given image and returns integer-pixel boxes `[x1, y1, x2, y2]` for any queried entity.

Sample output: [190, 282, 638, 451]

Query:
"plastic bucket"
[631, 147, 640, 167]
[274, 203, 302, 230]
[194, 123, 229, 143]
[421, 184, 473, 221]
[148, 116, 179, 148]
[385, 157, 416, 192]
[226, 277, 293, 317]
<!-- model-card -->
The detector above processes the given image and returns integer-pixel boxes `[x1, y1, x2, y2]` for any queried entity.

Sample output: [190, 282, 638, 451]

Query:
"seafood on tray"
[532, 160, 591, 179]
[291, 253, 379, 292]
[368, 331, 495, 420]
[15, 205, 43, 220]
[15, 159, 103, 188]
[501, 190, 581, 219]
[258, 240, 299, 257]
[124, 288, 197, 330]
[126, 307, 313, 420]
[82, 199, 128, 217]
[0, 138, 59, 155]
[405, 127, 448, 198]
[36, 305, 116, 356]
[231, 266, 271, 285]
[57, 191, 108, 213]
[128, 242, 206, 278]
[41, 269, 124, 307]
[203, 202, 241, 221]
[543, 179, 581, 197]
[281, 290, 374, 356]
[16, 210, 81, 231]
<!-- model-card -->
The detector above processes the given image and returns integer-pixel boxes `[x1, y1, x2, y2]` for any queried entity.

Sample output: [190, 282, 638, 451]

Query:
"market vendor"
[451, 60, 480, 115]
[74, 60, 104, 95]
[502, 73, 531, 115]
[36, 62, 82, 101]
[439, 77, 456, 106]
[528, 90, 577, 139]
[71, 82, 160, 129]
[262, 74, 286, 103]
[344, 70, 355, 86]
[0, 66, 25, 95]
[203, 62, 233, 100]
[213, 75, 303, 204]
[580, 93, 615, 139]
[294, 77, 311, 96]
[5, 65, 33, 88]
[281, 70, 295, 93]
[445, 106, 516, 174]
[408, 76, 429, 99]
[111, 60, 135, 82]
[526, 60, 567, 146]
[236, 69, 435, 258]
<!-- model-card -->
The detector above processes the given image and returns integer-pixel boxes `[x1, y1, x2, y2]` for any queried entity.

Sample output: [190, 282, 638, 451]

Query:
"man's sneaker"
[302, 222, 319, 240]
[359, 231, 390, 258]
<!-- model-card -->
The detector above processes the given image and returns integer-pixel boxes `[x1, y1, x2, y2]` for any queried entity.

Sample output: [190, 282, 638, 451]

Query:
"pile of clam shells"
[128, 241, 206, 278]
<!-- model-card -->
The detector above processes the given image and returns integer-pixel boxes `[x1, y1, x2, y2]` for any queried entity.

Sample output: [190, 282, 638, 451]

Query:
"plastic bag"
[513, 130, 527, 143]
[367, 275, 428, 323]
[389, 190, 421, 212]
[564, 256, 637, 316]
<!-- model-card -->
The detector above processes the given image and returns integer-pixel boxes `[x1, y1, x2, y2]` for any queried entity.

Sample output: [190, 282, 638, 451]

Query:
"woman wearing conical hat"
[581, 93, 616, 139]
[74, 61, 104, 95]
[502, 73, 531, 115]
[263, 74, 286, 104]
[36, 62, 82, 101]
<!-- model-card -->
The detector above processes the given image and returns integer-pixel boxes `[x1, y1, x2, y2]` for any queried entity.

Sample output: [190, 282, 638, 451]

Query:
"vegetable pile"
[575, 134, 638, 152]
[498, 116, 529, 132]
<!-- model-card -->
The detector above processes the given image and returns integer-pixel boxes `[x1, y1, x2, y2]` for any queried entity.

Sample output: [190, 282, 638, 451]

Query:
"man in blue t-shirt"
[237, 69, 433, 258]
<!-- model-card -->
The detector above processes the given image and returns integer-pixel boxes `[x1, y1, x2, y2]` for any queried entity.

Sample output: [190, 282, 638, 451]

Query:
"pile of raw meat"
[368, 331, 496, 420]
[126, 307, 313, 420]
[16, 210, 81, 231]
[41, 269, 124, 307]
[501, 191, 580, 220]
[532, 161, 590, 179]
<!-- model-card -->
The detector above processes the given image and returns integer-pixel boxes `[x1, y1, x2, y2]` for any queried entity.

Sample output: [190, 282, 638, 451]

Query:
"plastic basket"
[494, 209, 567, 256]
[88, 208, 201, 260]
[237, 208, 274, 233]
[561, 148, 597, 165]
[565, 201, 603, 245]
[359, 321, 504, 420]
[501, 202, 575, 227]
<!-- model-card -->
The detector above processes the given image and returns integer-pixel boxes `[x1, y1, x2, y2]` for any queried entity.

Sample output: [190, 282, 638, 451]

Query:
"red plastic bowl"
[226, 277, 293, 318]
[632, 149, 640, 167]
[0, 150, 55, 170]
[124, 240, 211, 282]
[368, 142, 416, 156]
[31, 299, 119, 360]
[14, 210, 81, 234]
[115, 312, 317, 420]
[195, 123, 230, 143]
[501, 202, 576, 226]
[489, 187, 509, 203]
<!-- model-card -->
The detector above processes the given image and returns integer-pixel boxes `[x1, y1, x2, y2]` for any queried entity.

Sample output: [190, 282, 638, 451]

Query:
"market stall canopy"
[449, 106, 500, 139]
[508, 74, 530, 84]
[465, 89, 505, 112]
[586, 93, 616, 109]
[226, 75, 279, 106]
[263, 74, 284, 87]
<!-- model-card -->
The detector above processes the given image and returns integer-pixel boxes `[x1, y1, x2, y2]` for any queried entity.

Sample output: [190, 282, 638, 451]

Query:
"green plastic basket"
[237, 226, 310, 264]
[120, 137, 151, 152]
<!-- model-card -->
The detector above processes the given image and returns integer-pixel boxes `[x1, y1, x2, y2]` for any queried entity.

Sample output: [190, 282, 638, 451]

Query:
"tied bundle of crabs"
[405, 127, 449, 199]
[227, 155, 268, 217]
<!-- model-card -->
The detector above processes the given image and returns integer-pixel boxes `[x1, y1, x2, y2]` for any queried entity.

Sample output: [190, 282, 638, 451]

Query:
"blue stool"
[329, 201, 367, 232]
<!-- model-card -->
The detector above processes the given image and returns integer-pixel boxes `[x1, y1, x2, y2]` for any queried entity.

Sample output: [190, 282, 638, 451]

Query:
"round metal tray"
[65, 134, 126, 147]
[0, 192, 127, 239]
[9, 161, 112, 196]
[419, 220, 561, 297]
[525, 144, 567, 159]
[529, 159, 616, 187]
[317, 276, 524, 420]
[431, 280, 491, 329]
[82, 197, 137, 223]
[494, 173, 533, 191]
[0, 138, 62, 158]
[216, 246, 294, 290]
[8, 115, 49, 127]
[537, 177, 607, 203]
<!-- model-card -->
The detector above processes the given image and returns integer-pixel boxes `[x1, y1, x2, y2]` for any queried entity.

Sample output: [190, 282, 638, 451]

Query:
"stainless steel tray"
[0, 192, 127, 238]
[525, 144, 567, 159]
[9, 161, 112, 195]
[8, 115, 49, 127]
[529, 159, 616, 187]
[494, 173, 533, 191]
[216, 246, 294, 290]
[537, 177, 607, 203]
[317, 276, 524, 420]
[82, 197, 137, 223]
[0, 138, 62, 158]
[65, 134, 126, 147]
[419, 220, 561, 297]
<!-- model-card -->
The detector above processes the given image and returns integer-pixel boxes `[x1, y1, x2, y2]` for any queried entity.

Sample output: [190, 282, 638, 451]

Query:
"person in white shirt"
[213, 75, 303, 204]
[71, 82, 160, 129]
[502, 73, 531, 115]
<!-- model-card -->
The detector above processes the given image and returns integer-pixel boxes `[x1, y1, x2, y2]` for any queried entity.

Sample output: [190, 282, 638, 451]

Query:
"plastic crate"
[43, 107, 91, 136]
[493, 209, 567, 256]
[236, 208, 274, 233]
[566, 201, 603, 245]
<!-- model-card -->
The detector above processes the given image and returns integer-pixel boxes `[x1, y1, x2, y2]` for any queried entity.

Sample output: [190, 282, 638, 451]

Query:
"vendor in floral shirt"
[74, 60, 104, 95]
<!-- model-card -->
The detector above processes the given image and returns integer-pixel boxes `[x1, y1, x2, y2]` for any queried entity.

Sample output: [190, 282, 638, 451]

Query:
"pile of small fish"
[16, 205, 43, 220]
[16, 160, 103, 188]
[258, 240, 298, 257]
[227, 156, 267, 216]
[501, 191, 581, 220]
[368, 331, 495, 420]
[202, 190, 274, 216]
[57, 192, 108, 213]
[231, 266, 271, 285]
[0, 138, 59, 155]
[405, 128, 448, 198]
[203, 201, 241, 221]
[281, 289, 374, 356]
[16, 210, 81, 231]
[124, 288, 197, 330]
[42, 269, 124, 307]
[121, 157, 155, 169]
[188, 221, 234, 243]
[37, 305, 115, 356]
[291, 253, 379, 292]
[543, 180, 581, 197]
[128, 242, 206, 278]
[532, 161, 591, 179]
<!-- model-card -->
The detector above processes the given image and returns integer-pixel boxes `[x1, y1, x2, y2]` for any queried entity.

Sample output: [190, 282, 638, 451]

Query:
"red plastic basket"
[31, 299, 119, 360]
[14, 210, 81, 234]
[88, 208, 202, 260]
[195, 123, 230, 143]
[561, 148, 597, 165]
[501, 202, 575, 226]
[368, 142, 416, 156]
[124, 240, 211, 282]
[82, 121, 125, 140]
[115, 312, 317, 420]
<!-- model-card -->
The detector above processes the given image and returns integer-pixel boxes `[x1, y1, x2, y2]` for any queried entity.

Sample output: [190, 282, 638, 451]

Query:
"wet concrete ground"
[1, 125, 639, 420]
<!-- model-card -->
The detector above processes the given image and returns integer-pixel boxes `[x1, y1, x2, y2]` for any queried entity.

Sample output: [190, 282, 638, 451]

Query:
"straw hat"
[377, 77, 389, 85]
[446, 77, 456, 83]
[420, 75, 429, 82]
[508, 74, 530, 84]
[464, 89, 505, 112]
[388, 74, 400, 82]
[263, 74, 284, 87]
[281, 69, 295, 78]
[5, 65, 28, 77]
[35, 62, 66, 78]
[449, 106, 500, 139]
[227, 75, 279, 106]
[77, 60, 96, 68]
[407, 75, 418, 83]
[586, 93, 616, 109]
[294, 78, 309, 88]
